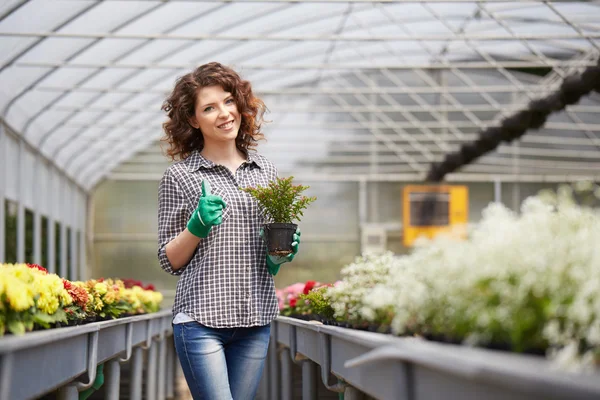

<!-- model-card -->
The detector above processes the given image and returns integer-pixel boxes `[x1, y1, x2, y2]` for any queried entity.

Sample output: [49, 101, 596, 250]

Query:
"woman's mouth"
[218, 120, 234, 130]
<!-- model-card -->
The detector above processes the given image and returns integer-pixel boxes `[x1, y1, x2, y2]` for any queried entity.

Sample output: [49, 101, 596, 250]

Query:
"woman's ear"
[189, 116, 199, 129]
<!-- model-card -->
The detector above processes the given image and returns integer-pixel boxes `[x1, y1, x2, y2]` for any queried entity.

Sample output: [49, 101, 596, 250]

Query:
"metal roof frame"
[0, 0, 598, 190]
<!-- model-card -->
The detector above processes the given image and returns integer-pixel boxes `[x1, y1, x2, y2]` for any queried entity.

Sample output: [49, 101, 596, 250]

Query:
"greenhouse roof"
[0, 0, 599, 190]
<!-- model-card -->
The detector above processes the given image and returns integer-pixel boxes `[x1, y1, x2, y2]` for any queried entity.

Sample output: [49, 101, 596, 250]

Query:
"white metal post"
[359, 178, 367, 226]
[60, 178, 67, 278]
[512, 142, 521, 211]
[47, 167, 56, 274]
[70, 188, 77, 281]
[0, 123, 5, 262]
[494, 179, 502, 204]
[33, 154, 42, 265]
[80, 192, 90, 281]
[17, 140, 25, 263]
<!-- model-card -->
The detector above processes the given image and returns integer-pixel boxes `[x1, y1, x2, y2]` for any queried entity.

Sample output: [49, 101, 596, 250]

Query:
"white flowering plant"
[306, 182, 600, 370]
[324, 252, 400, 331]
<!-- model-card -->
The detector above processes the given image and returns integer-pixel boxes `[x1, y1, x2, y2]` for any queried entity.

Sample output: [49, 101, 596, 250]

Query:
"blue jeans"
[173, 321, 271, 400]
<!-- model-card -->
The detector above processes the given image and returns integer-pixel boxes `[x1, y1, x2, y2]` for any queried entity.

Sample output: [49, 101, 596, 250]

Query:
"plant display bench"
[0, 310, 175, 400]
[258, 317, 600, 400]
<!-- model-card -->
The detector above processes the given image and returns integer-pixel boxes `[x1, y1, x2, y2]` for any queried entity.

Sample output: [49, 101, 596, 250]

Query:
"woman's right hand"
[186, 180, 227, 238]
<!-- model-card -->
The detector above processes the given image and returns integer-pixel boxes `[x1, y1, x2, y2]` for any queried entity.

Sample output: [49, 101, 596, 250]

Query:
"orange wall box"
[402, 185, 469, 247]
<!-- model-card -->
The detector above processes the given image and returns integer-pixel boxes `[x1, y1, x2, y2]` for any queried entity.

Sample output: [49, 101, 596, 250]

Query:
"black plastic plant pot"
[264, 223, 297, 256]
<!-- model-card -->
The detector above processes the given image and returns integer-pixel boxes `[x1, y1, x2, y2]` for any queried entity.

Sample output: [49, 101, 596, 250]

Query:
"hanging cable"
[425, 59, 600, 183]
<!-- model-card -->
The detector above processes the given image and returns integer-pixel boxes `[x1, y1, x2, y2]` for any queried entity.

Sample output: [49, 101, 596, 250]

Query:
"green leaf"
[7, 318, 25, 335]
[241, 176, 316, 223]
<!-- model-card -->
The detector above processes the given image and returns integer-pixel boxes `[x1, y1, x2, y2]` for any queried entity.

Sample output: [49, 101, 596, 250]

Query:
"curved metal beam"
[47, 2, 289, 162]
[53, 3, 290, 174]
[80, 132, 159, 187]
[30, 84, 566, 96]
[0, 3, 98, 75]
[2, 31, 598, 41]
[16, 58, 595, 72]
[3, 1, 164, 134]
[29, 2, 169, 148]
[0, 1, 28, 22]
[57, 94, 162, 170]
[1, 1, 103, 117]
[46, 103, 600, 114]
[55, 2, 381, 179]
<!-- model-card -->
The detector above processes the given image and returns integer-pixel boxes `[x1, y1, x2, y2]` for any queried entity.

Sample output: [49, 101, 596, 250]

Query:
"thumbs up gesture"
[187, 180, 227, 238]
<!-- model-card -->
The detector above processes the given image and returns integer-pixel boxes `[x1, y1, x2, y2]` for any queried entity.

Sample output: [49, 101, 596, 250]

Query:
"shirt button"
[246, 293, 251, 298]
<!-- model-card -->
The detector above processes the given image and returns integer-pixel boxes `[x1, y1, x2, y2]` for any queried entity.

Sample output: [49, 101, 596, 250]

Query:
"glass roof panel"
[0, 66, 49, 109]
[117, 3, 220, 35]
[0, 37, 39, 65]
[69, 39, 149, 63]
[169, 3, 286, 36]
[59, 2, 158, 34]
[117, 39, 185, 64]
[1, 1, 89, 32]
[119, 68, 176, 89]
[18, 37, 97, 63]
[0, 0, 597, 189]
[88, 92, 135, 107]
[36, 66, 96, 88]
[78, 67, 141, 88]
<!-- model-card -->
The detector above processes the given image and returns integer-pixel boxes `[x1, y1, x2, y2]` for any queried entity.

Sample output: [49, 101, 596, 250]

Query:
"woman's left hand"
[261, 228, 301, 275]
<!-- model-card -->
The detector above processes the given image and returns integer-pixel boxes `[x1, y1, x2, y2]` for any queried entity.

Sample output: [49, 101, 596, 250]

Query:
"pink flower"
[284, 283, 305, 297]
[276, 289, 285, 310]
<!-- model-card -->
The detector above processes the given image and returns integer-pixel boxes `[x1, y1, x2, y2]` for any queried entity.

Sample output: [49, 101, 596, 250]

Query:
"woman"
[157, 62, 300, 400]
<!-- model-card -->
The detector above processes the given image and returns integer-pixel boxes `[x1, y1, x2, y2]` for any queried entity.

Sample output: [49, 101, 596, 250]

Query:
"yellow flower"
[122, 289, 142, 311]
[152, 291, 164, 304]
[37, 295, 60, 315]
[94, 282, 108, 296]
[10, 264, 35, 283]
[103, 290, 116, 304]
[5, 276, 35, 312]
[94, 298, 104, 311]
[113, 279, 126, 290]
[60, 289, 73, 306]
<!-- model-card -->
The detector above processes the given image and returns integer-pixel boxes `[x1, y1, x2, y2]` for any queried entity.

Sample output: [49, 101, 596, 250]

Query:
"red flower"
[26, 263, 47, 274]
[289, 298, 297, 308]
[63, 279, 89, 309]
[121, 278, 150, 289]
[303, 280, 317, 295]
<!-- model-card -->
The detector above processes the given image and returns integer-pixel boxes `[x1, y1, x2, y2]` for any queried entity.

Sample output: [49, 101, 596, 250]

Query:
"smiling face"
[190, 85, 241, 147]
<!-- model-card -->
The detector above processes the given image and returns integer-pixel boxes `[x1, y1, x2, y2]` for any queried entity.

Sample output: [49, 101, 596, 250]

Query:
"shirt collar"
[246, 151, 264, 169]
[186, 150, 263, 172]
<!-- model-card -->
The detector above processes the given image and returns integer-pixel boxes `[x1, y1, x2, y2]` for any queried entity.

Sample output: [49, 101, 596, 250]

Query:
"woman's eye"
[204, 106, 213, 112]
[226, 98, 234, 104]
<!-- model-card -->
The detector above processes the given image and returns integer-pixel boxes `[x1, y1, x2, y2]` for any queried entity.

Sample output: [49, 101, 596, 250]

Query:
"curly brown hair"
[161, 62, 267, 160]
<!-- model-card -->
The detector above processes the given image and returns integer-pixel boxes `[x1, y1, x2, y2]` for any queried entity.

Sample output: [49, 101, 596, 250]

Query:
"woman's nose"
[218, 106, 230, 118]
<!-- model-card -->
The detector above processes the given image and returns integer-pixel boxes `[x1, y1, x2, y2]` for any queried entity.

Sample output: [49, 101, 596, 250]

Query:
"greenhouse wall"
[91, 178, 565, 289]
[0, 121, 88, 280]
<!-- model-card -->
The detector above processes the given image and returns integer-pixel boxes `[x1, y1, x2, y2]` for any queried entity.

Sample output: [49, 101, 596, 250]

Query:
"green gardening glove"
[260, 228, 301, 276]
[187, 181, 227, 238]
[78, 363, 104, 400]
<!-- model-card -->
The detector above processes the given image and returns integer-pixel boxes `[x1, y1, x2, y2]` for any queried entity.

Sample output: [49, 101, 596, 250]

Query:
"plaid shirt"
[157, 150, 279, 328]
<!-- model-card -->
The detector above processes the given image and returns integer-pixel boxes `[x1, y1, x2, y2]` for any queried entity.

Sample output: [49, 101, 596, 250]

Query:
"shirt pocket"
[210, 185, 232, 223]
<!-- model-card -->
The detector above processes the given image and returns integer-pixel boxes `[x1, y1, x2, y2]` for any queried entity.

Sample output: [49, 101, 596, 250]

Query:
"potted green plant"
[242, 176, 316, 256]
